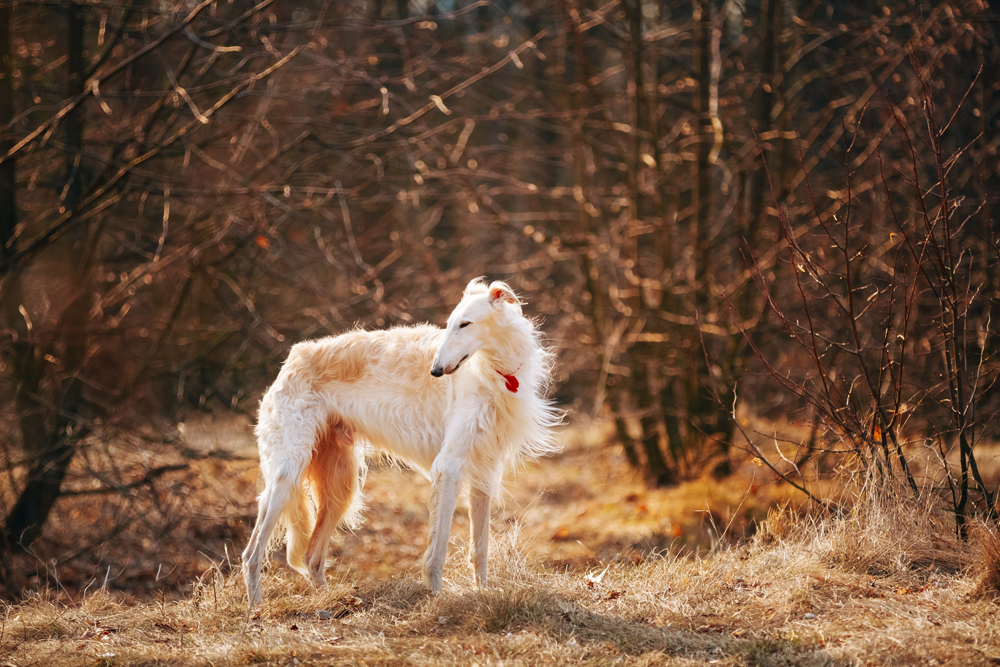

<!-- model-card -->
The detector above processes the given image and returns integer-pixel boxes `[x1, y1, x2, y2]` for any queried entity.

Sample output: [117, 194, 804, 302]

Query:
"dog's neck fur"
[479, 310, 536, 384]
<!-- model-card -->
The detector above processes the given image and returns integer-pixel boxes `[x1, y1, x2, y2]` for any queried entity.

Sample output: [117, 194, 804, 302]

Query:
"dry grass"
[972, 526, 1000, 601]
[4, 515, 999, 667]
[818, 489, 971, 578]
[3, 424, 1000, 666]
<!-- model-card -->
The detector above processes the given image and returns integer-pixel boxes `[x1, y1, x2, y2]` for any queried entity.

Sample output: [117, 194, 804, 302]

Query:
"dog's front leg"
[469, 484, 491, 587]
[422, 456, 462, 593]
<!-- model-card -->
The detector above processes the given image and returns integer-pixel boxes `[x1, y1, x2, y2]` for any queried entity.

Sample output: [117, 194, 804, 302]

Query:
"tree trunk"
[0, 4, 14, 265]
[693, 0, 713, 289]
[2, 3, 90, 554]
[748, 0, 779, 241]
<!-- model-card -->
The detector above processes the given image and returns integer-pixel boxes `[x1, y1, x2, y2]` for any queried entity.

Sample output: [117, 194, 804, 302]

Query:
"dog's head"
[430, 279, 522, 377]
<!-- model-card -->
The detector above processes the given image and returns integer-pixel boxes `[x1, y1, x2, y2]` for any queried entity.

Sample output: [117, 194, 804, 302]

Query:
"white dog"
[241, 279, 561, 606]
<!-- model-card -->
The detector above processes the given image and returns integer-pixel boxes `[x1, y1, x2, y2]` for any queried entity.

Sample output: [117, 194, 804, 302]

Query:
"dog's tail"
[284, 422, 368, 574]
[282, 482, 315, 575]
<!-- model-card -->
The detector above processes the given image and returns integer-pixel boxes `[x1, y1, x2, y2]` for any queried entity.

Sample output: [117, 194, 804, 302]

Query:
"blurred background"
[0, 0, 997, 599]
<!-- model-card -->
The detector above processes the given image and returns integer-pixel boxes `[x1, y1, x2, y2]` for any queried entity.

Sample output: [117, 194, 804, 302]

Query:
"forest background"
[0, 0, 998, 603]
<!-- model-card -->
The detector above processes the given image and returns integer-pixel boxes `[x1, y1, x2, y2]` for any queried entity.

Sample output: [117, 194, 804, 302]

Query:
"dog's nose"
[430, 367, 444, 377]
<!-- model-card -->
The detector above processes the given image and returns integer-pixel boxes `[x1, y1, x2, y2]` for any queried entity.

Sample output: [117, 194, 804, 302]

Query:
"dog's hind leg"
[242, 474, 297, 608]
[468, 484, 491, 587]
[243, 377, 326, 606]
[302, 421, 359, 588]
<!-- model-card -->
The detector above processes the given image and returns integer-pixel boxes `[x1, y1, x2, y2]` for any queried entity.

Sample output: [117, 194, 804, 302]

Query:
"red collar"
[494, 365, 522, 393]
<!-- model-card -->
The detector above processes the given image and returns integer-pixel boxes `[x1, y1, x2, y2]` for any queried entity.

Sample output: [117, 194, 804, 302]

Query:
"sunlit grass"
[4, 423, 1000, 666]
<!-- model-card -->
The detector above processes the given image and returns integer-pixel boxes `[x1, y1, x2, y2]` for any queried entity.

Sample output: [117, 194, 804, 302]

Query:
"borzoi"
[241, 279, 560, 606]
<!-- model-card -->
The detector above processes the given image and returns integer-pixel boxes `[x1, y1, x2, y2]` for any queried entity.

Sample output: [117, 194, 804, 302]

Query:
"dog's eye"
[459, 321, 472, 329]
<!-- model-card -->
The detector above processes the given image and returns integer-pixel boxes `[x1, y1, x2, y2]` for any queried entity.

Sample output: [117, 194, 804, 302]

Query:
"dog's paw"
[422, 560, 443, 593]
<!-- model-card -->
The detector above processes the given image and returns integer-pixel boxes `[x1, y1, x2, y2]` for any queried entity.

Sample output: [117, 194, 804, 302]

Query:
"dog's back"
[272, 325, 450, 473]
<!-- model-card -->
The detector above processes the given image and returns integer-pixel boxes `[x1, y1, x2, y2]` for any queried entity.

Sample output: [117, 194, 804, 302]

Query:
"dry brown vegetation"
[4, 428, 1000, 667]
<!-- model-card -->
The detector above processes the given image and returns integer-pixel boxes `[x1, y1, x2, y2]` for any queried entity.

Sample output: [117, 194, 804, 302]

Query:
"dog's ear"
[488, 281, 518, 306]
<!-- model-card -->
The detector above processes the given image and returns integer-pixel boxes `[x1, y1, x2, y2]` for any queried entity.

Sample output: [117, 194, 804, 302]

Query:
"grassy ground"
[3, 424, 1000, 666]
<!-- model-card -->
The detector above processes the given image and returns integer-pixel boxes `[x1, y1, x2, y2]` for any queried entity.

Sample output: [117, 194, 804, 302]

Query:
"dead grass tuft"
[971, 524, 1000, 600]
[417, 527, 562, 635]
[754, 504, 797, 546]
[811, 486, 969, 578]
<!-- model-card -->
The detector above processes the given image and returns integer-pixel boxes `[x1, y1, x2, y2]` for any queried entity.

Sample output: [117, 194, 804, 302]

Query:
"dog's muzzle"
[431, 354, 468, 377]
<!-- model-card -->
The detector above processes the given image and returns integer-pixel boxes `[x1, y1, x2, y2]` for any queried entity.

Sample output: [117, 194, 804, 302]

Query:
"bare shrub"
[742, 40, 1000, 536]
